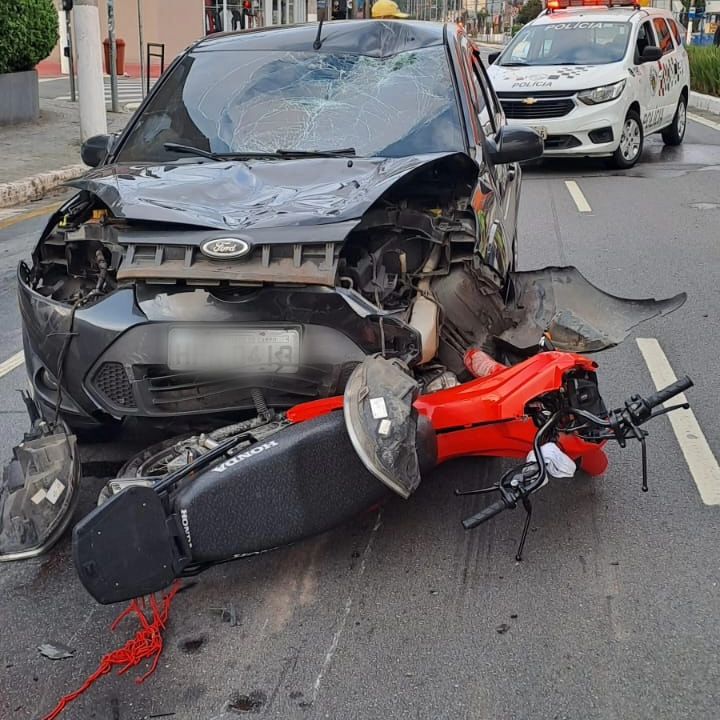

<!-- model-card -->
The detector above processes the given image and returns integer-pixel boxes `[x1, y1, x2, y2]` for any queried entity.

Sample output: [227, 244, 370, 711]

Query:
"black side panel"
[172, 412, 389, 563]
[73, 486, 189, 604]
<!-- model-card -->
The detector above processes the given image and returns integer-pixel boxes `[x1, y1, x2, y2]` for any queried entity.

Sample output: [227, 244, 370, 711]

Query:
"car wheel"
[661, 95, 687, 146]
[611, 110, 644, 169]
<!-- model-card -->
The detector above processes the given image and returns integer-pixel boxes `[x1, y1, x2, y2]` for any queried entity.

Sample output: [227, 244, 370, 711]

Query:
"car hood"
[67, 153, 467, 231]
[488, 63, 624, 92]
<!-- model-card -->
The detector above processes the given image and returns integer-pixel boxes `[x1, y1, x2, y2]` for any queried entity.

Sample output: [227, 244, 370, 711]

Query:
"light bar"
[546, 0, 640, 10]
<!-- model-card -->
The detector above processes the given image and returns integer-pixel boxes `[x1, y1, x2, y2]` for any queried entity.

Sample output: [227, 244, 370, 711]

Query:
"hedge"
[687, 44, 720, 98]
[0, 0, 59, 75]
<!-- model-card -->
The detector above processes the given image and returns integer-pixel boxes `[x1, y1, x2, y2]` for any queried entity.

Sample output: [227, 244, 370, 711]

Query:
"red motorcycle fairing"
[289, 352, 609, 479]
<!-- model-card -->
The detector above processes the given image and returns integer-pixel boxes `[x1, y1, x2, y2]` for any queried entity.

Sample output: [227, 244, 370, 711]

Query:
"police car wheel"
[611, 110, 643, 169]
[661, 96, 687, 147]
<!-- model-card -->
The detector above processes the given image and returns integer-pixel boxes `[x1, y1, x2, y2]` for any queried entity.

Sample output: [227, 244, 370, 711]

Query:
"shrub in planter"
[687, 45, 720, 98]
[0, 0, 59, 75]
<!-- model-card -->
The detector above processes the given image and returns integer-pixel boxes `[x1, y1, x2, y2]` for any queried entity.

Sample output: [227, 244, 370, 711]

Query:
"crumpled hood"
[67, 153, 467, 231]
[488, 63, 625, 93]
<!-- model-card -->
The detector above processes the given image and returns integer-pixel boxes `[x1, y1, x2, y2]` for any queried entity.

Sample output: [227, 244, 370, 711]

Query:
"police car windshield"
[115, 46, 465, 162]
[499, 21, 631, 66]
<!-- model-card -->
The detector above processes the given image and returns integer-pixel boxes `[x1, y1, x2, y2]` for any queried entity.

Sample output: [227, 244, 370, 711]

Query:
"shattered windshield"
[115, 46, 465, 161]
[499, 21, 631, 66]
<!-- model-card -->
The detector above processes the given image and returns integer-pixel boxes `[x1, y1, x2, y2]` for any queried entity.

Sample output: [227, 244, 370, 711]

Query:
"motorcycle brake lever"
[650, 402, 690, 419]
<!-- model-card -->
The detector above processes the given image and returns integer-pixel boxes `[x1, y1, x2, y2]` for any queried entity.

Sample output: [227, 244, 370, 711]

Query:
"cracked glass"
[116, 46, 465, 162]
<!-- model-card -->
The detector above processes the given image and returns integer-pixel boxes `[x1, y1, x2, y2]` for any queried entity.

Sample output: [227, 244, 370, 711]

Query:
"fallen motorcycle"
[59, 349, 693, 604]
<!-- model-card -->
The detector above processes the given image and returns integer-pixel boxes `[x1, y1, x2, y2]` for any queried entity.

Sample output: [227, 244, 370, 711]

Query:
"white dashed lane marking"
[0, 351, 24, 379]
[564, 180, 592, 213]
[637, 337, 720, 506]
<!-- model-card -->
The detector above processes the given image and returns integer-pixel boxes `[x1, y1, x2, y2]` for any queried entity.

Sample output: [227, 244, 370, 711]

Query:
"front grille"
[116, 240, 339, 286]
[128, 363, 355, 415]
[545, 135, 583, 150]
[501, 98, 575, 119]
[93, 362, 136, 408]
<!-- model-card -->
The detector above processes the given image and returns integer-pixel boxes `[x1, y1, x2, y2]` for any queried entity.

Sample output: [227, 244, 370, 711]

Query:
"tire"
[661, 95, 687, 146]
[610, 109, 644, 169]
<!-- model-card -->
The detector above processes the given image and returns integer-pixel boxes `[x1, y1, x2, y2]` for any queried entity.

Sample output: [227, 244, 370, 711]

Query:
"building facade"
[42, 0, 320, 78]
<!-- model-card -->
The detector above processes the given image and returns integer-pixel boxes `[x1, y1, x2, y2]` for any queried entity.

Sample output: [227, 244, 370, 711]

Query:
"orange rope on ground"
[41, 581, 182, 720]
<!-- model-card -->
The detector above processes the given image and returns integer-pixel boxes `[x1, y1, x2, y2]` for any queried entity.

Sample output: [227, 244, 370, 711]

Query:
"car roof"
[531, 6, 669, 25]
[192, 19, 451, 57]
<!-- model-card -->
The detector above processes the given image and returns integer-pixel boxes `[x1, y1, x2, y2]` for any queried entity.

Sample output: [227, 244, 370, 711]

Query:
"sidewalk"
[0, 98, 128, 206]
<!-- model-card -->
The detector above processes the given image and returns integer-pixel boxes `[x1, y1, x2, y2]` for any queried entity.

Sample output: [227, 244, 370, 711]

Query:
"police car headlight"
[577, 80, 626, 105]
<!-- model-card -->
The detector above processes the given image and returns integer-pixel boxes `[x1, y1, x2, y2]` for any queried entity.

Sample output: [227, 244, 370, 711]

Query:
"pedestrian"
[714, 22, 720, 46]
[231, 2, 243, 30]
[242, 0, 252, 28]
[371, 0, 409, 19]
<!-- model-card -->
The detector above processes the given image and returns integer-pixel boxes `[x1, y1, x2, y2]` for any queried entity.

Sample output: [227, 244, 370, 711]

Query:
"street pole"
[137, 0, 146, 98]
[64, 9, 77, 102]
[107, 0, 120, 112]
[74, 0, 107, 139]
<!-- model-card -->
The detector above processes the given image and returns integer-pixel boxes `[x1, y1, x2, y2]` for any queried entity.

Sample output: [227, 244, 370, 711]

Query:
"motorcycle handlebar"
[462, 499, 508, 530]
[644, 376, 693, 411]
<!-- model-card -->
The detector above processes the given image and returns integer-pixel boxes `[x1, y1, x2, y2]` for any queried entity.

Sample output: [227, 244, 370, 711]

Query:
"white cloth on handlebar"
[526, 443, 576, 479]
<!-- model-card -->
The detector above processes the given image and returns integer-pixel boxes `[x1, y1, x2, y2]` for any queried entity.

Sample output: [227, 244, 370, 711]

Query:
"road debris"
[38, 642, 75, 660]
[40, 580, 182, 720]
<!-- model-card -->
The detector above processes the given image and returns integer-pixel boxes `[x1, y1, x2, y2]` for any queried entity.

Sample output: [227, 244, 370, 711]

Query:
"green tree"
[0, 0, 59, 75]
[517, 0, 542, 25]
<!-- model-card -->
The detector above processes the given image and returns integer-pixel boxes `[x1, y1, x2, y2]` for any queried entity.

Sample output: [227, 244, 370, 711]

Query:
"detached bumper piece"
[503, 266, 686, 354]
[0, 405, 79, 561]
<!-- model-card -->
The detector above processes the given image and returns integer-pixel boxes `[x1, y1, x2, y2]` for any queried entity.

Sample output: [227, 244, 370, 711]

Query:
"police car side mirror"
[488, 51, 500, 64]
[640, 46, 663, 63]
[486, 125, 544, 165]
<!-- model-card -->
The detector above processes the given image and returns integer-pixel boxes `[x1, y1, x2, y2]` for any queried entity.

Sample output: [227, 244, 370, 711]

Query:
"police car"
[487, 0, 690, 168]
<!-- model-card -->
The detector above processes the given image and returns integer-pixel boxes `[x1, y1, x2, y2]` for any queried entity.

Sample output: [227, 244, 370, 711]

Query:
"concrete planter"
[689, 90, 720, 117]
[0, 70, 40, 125]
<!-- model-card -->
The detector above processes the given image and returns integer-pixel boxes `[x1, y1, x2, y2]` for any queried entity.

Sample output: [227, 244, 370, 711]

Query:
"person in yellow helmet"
[371, 0, 410, 19]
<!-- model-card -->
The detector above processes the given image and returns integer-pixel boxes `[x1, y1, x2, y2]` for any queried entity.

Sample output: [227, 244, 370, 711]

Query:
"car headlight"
[577, 80, 626, 105]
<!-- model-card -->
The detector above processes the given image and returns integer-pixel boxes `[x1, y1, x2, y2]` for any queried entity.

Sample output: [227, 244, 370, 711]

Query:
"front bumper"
[506, 96, 628, 157]
[18, 267, 420, 427]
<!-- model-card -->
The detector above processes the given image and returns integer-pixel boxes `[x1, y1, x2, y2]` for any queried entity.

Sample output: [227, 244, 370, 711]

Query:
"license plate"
[168, 327, 300, 373]
[530, 126, 548, 140]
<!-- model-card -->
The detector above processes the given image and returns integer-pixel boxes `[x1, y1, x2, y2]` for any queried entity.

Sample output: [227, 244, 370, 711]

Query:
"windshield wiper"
[275, 148, 357, 158]
[163, 143, 357, 161]
[500, 62, 530, 66]
[163, 143, 225, 160]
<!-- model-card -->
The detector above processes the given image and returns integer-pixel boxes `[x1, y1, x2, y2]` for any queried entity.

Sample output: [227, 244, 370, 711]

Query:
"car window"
[635, 20, 656, 58]
[653, 18, 674, 55]
[499, 21, 631, 66]
[115, 46, 466, 162]
[472, 58, 500, 137]
[668, 18, 683, 46]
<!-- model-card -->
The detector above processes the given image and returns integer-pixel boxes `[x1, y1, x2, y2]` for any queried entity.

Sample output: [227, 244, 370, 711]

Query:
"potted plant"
[0, 0, 58, 124]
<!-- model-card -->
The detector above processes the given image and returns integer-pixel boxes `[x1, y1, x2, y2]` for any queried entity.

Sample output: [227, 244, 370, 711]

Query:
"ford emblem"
[200, 237, 251, 260]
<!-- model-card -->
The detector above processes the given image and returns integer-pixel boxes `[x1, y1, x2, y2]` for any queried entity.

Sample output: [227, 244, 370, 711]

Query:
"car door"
[652, 16, 679, 126]
[450, 34, 514, 281]
[633, 19, 664, 133]
[472, 53, 521, 271]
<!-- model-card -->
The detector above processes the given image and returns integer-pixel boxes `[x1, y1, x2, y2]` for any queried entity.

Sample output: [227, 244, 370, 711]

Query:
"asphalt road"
[1, 120, 719, 720]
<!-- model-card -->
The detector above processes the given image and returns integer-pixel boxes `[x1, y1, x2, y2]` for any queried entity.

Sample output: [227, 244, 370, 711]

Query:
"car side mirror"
[488, 51, 500, 64]
[640, 46, 663, 63]
[486, 125, 544, 165]
[81, 134, 114, 167]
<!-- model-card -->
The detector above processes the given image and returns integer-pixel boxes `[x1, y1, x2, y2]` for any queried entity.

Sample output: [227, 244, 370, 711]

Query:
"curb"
[0, 164, 87, 208]
[689, 90, 720, 117]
